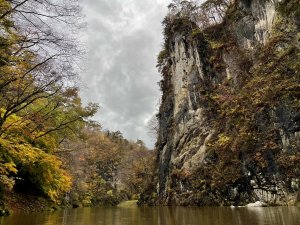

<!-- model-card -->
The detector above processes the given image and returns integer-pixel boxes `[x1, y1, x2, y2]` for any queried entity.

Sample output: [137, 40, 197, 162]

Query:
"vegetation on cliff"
[141, 0, 300, 206]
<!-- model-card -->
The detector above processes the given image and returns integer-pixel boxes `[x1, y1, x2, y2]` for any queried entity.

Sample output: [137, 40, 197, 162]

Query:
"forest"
[0, 0, 155, 215]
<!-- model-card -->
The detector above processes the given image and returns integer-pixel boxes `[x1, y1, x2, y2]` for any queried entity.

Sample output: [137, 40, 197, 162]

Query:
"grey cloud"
[79, 0, 170, 147]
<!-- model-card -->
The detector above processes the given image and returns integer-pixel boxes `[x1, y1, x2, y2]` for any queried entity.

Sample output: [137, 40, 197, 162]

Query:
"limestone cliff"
[143, 0, 300, 206]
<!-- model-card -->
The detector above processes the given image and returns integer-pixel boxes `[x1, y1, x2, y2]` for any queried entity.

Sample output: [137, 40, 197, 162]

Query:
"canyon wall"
[146, 0, 300, 206]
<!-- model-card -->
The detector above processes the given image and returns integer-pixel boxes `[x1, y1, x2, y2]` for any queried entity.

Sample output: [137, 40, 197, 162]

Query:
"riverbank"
[1, 189, 138, 217]
[2, 191, 57, 215]
[117, 200, 138, 207]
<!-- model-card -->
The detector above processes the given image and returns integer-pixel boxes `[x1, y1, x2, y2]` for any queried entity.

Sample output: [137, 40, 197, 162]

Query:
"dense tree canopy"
[0, 0, 97, 203]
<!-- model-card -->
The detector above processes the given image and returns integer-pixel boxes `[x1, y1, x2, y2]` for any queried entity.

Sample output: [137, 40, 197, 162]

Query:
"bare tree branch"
[0, 0, 29, 19]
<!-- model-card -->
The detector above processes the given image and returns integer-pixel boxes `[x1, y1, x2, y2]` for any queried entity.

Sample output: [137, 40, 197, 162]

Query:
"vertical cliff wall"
[151, 0, 300, 206]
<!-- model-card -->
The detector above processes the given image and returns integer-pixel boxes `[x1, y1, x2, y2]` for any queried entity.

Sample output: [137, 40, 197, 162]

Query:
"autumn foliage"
[0, 1, 155, 212]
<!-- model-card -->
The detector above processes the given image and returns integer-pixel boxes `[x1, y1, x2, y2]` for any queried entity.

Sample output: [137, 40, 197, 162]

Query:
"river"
[1, 203, 300, 225]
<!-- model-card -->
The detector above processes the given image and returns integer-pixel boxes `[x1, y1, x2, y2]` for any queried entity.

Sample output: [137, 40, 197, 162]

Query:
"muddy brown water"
[1, 204, 300, 225]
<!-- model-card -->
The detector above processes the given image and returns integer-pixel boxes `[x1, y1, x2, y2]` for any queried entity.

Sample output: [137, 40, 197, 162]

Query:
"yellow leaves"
[0, 135, 72, 203]
[47, 190, 59, 203]
[216, 134, 231, 148]
[0, 108, 31, 135]
[106, 190, 113, 197]
[12, 143, 38, 163]
[34, 134, 58, 152]
[209, 40, 224, 49]
[14, 147, 72, 202]
[0, 161, 17, 175]
[3, 162, 17, 174]
[44, 170, 72, 203]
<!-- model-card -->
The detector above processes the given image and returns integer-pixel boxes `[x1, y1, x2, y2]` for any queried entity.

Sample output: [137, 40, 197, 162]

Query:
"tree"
[0, 0, 98, 204]
[0, 0, 81, 59]
[166, 0, 234, 29]
[147, 115, 159, 141]
[0, 0, 84, 131]
[200, 0, 233, 25]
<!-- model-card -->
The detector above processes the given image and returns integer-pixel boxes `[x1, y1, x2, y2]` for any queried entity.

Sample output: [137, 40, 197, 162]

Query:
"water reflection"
[1, 205, 300, 225]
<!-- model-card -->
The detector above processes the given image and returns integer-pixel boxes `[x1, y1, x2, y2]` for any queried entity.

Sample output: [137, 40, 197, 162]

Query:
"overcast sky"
[79, 0, 171, 148]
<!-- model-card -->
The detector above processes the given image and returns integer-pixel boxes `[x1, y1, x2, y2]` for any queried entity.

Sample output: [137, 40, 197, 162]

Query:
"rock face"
[151, 0, 300, 206]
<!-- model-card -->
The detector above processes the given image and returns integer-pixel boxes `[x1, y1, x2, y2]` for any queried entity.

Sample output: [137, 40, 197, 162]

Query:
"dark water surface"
[1, 204, 300, 225]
